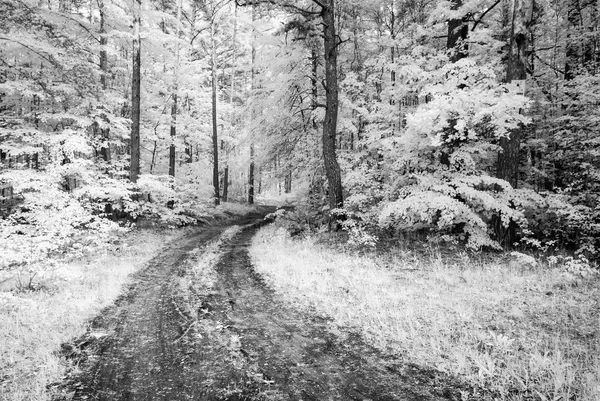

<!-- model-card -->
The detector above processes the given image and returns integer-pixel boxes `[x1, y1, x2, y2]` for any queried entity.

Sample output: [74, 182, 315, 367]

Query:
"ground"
[50, 210, 485, 401]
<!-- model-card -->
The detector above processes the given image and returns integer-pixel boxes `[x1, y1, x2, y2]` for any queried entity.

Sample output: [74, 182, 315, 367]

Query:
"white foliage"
[378, 173, 530, 249]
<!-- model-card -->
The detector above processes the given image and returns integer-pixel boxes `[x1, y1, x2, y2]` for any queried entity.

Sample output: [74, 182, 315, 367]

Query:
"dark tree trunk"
[129, 0, 141, 183]
[494, 0, 533, 247]
[442, 4, 469, 166]
[223, 166, 229, 202]
[248, 2, 256, 205]
[284, 171, 292, 193]
[98, 0, 111, 163]
[169, 0, 181, 178]
[99, 0, 108, 90]
[211, 25, 220, 206]
[496, 0, 532, 188]
[150, 140, 157, 173]
[169, 96, 176, 177]
[185, 143, 193, 163]
[224, 3, 236, 202]
[248, 157, 255, 204]
[321, 0, 343, 210]
[447, 0, 469, 62]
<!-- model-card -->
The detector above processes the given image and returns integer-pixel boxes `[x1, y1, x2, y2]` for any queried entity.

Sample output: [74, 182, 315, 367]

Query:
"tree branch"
[472, 0, 501, 31]
[0, 37, 62, 67]
[235, 0, 322, 15]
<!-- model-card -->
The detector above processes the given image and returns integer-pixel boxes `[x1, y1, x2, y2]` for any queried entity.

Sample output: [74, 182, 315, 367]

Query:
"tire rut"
[53, 213, 487, 401]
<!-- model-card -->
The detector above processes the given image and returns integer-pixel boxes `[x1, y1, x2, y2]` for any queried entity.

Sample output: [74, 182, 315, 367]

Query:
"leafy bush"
[266, 207, 324, 236]
[0, 169, 126, 277]
[378, 173, 530, 249]
[520, 192, 600, 256]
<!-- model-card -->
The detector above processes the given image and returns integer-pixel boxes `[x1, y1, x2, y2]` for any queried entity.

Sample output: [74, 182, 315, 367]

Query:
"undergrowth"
[249, 224, 600, 401]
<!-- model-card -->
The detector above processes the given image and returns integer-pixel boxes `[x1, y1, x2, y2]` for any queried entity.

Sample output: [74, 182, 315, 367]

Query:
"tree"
[248, 1, 256, 205]
[496, 0, 533, 188]
[236, 0, 343, 210]
[447, 0, 469, 62]
[320, 0, 343, 210]
[130, 0, 142, 183]
[211, 20, 220, 205]
[168, 0, 183, 178]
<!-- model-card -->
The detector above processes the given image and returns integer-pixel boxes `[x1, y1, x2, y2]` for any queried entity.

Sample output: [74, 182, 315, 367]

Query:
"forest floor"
[46, 208, 485, 401]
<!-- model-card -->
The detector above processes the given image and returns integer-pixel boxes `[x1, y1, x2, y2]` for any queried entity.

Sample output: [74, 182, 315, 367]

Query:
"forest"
[1, 0, 599, 257]
[1, 0, 600, 400]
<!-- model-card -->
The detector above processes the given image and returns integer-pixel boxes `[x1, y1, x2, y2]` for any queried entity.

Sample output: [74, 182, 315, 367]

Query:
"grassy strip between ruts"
[0, 229, 182, 401]
[249, 225, 600, 401]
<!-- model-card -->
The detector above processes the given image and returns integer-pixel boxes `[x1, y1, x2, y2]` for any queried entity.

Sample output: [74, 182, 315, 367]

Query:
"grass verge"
[0, 229, 181, 401]
[249, 226, 600, 401]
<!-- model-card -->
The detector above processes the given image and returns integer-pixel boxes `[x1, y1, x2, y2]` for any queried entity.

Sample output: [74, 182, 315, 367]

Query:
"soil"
[52, 209, 489, 401]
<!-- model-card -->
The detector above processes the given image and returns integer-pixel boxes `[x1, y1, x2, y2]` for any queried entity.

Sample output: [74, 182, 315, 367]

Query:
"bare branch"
[472, 0, 501, 31]
[235, 0, 322, 15]
[0, 37, 62, 67]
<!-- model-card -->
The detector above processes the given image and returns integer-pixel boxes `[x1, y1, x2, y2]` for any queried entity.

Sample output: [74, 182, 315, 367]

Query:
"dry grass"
[249, 226, 600, 401]
[0, 229, 181, 401]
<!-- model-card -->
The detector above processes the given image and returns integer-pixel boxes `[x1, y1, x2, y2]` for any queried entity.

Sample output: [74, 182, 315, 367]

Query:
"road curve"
[53, 210, 484, 401]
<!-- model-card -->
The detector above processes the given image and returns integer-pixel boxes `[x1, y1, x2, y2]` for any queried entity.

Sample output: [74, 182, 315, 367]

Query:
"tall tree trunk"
[129, 0, 141, 183]
[351, 6, 361, 73]
[211, 23, 220, 205]
[248, 2, 256, 205]
[321, 0, 343, 211]
[494, 0, 533, 247]
[224, 3, 237, 203]
[99, 0, 108, 91]
[169, 0, 182, 178]
[496, 0, 533, 188]
[98, 0, 111, 163]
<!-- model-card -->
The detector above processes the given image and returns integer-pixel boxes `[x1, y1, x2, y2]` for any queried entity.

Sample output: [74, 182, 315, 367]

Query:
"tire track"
[53, 210, 488, 401]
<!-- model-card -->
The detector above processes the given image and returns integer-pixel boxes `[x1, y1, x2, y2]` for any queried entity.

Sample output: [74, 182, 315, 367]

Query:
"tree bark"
[129, 0, 141, 183]
[169, 97, 176, 176]
[98, 0, 111, 163]
[248, 2, 256, 205]
[565, 0, 584, 80]
[224, 3, 237, 203]
[284, 170, 292, 193]
[169, 0, 182, 178]
[257, 166, 262, 194]
[211, 23, 220, 205]
[447, 0, 469, 62]
[494, 0, 533, 247]
[233, 0, 343, 209]
[496, 0, 533, 188]
[248, 149, 255, 204]
[150, 140, 157, 173]
[99, 0, 108, 91]
[321, 0, 343, 210]
[223, 165, 229, 202]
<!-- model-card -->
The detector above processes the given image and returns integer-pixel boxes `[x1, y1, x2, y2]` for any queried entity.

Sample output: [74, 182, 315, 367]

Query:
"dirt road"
[53, 211, 483, 400]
